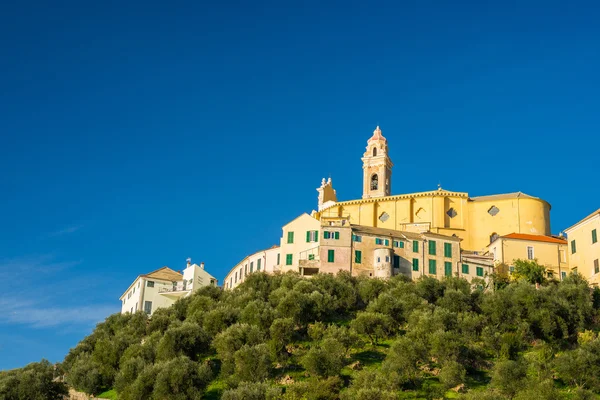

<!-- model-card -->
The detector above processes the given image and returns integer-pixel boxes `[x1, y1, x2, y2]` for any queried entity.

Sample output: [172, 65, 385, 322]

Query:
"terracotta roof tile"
[501, 233, 567, 244]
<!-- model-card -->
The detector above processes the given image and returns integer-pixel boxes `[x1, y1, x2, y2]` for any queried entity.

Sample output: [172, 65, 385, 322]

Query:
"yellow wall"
[279, 213, 321, 273]
[565, 215, 600, 286]
[491, 238, 568, 278]
[318, 190, 551, 253]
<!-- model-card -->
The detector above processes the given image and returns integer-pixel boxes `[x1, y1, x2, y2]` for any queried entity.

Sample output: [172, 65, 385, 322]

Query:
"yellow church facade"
[315, 127, 551, 253]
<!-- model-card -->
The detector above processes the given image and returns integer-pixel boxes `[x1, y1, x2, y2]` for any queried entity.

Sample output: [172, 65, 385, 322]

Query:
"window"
[308, 254, 315, 260]
[412, 258, 419, 271]
[250, 262, 254, 272]
[235, 272, 238, 283]
[413, 240, 419, 253]
[353, 234, 362, 242]
[429, 240, 436, 256]
[527, 246, 534, 260]
[375, 238, 383, 245]
[371, 174, 378, 190]
[428, 259, 437, 275]
[355, 250, 362, 263]
[277, 253, 280, 265]
[133, 287, 135, 294]
[286, 254, 293, 265]
[287, 231, 294, 243]
[462, 264, 469, 274]
[334, 231, 339, 240]
[385, 256, 390, 262]
[393, 255, 400, 268]
[571, 240, 576, 254]
[379, 212, 390, 222]
[229, 277, 232, 287]
[593, 229, 598, 244]
[324, 231, 339, 239]
[384, 239, 389, 246]
[393, 240, 404, 248]
[444, 243, 452, 258]
[257, 259, 262, 271]
[327, 250, 335, 263]
[444, 261, 452, 276]
[306, 230, 318, 242]
[377, 257, 380, 262]
[373, 147, 377, 157]
[147, 281, 154, 288]
[509, 266, 515, 273]
[131, 307, 133, 313]
[476, 267, 484, 277]
[324, 231, 331, 239]
[561, 271, 567, 280]
[446, 208, 457, 218]
[239, 267, 243, 278]
[144, 301, 152, 315]
[595, 259, 599, 274]
[128, 292, 131, 299]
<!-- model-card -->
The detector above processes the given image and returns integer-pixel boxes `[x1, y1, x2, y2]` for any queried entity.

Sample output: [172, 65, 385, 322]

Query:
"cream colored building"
[298, 216, 493, 283]
[316, 127, 552, 253]
[564, 209, 600, 286]
[224, 245, 280, 290]
[278, 213, 321, 273]
[488, 233, 568, 280]
[120, 260, 217, 315]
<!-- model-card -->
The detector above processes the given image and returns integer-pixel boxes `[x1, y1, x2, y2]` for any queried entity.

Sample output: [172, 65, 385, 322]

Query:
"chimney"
[186, 257, 191, 268]
[200, 262, 205, 270]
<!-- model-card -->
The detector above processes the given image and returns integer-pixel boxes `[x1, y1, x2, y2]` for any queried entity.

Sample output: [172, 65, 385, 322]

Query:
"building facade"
[120, 261, 217, 315]
[224, 245, 280, 290]
[316, 127, 552, 253]
[488, 233, 568, 280]
[564, 209, 600, 286]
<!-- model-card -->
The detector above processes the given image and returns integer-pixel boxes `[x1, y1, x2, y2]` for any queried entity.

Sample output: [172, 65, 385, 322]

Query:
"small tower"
[362, 126, 393, 199]
[317, 177, 337, 211]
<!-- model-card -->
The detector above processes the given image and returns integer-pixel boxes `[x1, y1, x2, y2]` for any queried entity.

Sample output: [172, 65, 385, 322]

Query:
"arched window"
[373, 147, 377, 156]
[371, 174, 378, 190]
[490, 233, 499, 243]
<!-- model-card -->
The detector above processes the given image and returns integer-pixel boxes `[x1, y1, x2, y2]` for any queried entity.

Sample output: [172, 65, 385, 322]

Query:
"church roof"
[367, 126, 387, 142]
[324, 188, 470, 209]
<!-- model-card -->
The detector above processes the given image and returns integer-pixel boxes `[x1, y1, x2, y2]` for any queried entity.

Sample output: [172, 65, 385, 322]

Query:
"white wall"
[224, 247, 280, 290]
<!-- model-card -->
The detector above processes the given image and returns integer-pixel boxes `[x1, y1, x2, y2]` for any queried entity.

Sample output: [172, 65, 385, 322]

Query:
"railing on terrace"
[158, 284, 191, 293]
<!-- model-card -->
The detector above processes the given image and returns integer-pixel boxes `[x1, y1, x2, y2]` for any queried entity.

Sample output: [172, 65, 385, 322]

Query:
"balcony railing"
[159, 284, 191, 293]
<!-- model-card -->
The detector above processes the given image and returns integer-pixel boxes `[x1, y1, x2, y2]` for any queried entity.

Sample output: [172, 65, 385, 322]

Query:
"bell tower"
[362, 126, 393, 199]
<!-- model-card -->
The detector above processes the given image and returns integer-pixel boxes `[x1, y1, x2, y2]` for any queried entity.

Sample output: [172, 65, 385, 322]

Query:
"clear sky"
[1, 0, 598, 369]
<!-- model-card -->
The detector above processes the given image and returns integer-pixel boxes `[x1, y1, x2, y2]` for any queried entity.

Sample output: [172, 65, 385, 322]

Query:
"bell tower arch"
[362, 126, 393, 199]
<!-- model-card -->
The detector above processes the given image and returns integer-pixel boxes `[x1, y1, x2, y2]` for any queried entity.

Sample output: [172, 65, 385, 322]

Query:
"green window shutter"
[314, 231, 319, 241]
[429, 259, 437, 275]
[287, 231, 294, 244]
[413, 240, 419, 253]
[384, 239, 389, 246]
[444, 261, 452, 276]
[476, 267, 484, 277]
[429, 240, 436, 255]
[462, 264, 469, 274]
[324, 231, 330, 239]
[306, 231, 310, 242]
[571, 240, 576, 254]
[334, 231, 340, 240]
[328, 249, 335, 263]
[250, 262, 254, 272]
[400, 241, 404, 248]
[412, 258, 419, 271]
[393, 255, 400, 268]
[257, 259, 261, 271]
[593, 229, 598, 244]
[444, 243, 452, 258]
[308, 254, 315, 261]
[286, 254, 293, 265]
[355, 250, 362, 263]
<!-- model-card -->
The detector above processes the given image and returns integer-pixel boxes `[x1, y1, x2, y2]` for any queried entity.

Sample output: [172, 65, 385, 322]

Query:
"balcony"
[158, 283, 191, 298]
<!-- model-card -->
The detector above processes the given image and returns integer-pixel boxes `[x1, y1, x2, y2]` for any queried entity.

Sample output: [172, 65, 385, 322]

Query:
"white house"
[224, 245, 280, 290]
[120, 260, 218, 315]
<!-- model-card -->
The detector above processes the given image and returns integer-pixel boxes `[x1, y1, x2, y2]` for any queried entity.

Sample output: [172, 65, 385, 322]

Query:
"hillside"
[3, 269, 600, 400]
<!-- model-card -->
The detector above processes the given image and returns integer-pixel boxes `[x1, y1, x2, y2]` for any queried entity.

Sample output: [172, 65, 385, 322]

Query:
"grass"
[97, 388, 118, 399]
[203, 379, 226, 400]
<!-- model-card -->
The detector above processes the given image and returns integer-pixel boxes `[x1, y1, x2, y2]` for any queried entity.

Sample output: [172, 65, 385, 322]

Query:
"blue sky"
[1, 0, 598, 369]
